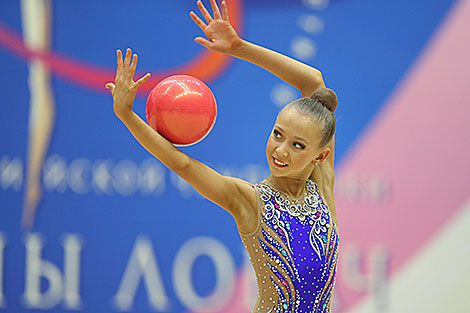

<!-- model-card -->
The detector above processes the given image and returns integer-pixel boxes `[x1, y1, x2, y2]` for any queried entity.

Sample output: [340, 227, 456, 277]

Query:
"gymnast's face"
[266, 106, 325, 179]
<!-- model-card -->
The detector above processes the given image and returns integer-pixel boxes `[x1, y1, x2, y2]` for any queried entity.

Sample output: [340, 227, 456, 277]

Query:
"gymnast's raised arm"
[190, 0, 325, 97]
[190, 0, 337, 224]
[105, 49, 258, 233]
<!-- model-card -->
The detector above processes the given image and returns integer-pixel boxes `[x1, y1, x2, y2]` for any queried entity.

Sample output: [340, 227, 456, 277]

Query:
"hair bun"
[310, 87, 337, 112]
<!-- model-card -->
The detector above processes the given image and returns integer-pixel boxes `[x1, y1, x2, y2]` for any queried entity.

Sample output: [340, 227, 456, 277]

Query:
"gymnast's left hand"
[105, 48, 150, 118]
[190, 0, 242, 55]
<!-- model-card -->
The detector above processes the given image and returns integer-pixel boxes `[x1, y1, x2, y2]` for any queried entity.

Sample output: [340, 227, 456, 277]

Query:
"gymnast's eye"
[293, 142, 305, 149]
[273, 129, 282, 138]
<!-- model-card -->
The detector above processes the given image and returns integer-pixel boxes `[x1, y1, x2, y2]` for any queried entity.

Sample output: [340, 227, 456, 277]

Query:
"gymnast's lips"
[273, 157, 288, 167]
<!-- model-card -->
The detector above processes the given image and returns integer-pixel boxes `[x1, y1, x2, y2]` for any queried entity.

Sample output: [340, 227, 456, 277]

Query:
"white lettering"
[336, 174, 390, 204]
[23, 233, 63, 309]
[139, 160, 165, 196]
[68, 158, 91, 194]
[112, 236, 169, 311]
[342, 245, 390, 310]
[1, 154, 267, 200]
[0, 156, 23, 191]
[43, 154, 67, 193]
[22, 233, 84, 310]
[170, 172, 196, 198]
[91, 159, 113, 195]
[173, 237, 235, 312]
[302, 0, 329, 10]
[62, 234, 83, 309]
[369, 246, 389, 311]
[0, 233, 5, 308]
[239, 165, 268, 184]
[112, 160, 139, 196]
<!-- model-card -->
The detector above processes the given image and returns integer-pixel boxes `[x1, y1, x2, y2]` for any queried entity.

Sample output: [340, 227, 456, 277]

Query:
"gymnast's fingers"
[210, 0, 222, 20]
[197, 0, 213, 24]
[221, 1, 229, 21]
[190, 11, 207, 30]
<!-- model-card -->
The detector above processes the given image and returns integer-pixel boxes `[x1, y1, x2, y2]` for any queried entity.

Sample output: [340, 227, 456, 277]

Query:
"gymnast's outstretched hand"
[190, 0, 242, 54]
[105, 48, 150, 118]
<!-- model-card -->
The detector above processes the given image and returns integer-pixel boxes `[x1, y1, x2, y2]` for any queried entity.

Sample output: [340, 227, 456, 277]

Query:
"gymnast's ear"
[314, 147, 330, 165]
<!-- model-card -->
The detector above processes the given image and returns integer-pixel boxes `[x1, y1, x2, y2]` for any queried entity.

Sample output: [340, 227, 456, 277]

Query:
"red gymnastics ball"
[145, 75, 217, 146]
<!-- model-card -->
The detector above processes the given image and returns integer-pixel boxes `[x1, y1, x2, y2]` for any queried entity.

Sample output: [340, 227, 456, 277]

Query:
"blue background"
[0, 0, 456, 312]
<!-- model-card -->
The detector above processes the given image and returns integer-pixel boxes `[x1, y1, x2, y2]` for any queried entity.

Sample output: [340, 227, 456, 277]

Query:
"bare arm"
[240, 37, 338, 221]
[190, 0, 324, 97]
[190, 0, 337, 222]
[105, 49, 257, 233]
[230, 40, 325, 97]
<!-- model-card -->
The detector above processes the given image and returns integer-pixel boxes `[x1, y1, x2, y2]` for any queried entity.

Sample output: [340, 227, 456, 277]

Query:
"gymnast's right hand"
[105, 48, 150, 118]
[190, 0, 242, 55]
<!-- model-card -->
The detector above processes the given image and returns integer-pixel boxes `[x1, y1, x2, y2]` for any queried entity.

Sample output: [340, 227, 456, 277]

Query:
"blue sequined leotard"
[240, 179, 339, 313]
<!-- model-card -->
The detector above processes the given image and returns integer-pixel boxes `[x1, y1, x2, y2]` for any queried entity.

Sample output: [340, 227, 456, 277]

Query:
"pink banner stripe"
[334, 0, 470, 310]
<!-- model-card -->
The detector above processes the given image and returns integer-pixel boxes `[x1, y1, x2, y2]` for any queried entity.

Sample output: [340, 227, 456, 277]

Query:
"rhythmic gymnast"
[105, 1, 339, 312]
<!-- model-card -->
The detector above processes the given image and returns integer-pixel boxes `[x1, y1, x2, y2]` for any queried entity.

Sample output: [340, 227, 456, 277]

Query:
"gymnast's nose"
[276, 142, 289, 159]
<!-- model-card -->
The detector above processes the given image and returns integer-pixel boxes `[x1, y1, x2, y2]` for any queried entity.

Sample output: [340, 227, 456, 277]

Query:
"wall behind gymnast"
[0, 0, 468, 312]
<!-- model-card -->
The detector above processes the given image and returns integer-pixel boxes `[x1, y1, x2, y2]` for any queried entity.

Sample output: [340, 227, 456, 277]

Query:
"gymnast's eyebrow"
[275, 125, 310, 144]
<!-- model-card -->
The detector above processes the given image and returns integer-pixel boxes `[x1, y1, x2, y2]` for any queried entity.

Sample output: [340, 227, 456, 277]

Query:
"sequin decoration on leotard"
[240, 179, 339, 313]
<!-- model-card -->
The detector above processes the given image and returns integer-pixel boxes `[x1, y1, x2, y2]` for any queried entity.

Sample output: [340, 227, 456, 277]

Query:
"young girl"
[106, 1, 339, 312]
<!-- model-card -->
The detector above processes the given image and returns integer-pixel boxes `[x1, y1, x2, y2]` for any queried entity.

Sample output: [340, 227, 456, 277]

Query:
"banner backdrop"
[1, 0, 469, 312]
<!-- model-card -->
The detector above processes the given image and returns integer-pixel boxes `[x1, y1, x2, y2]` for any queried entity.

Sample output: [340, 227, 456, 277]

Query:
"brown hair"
[286, 87, 337, 148]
